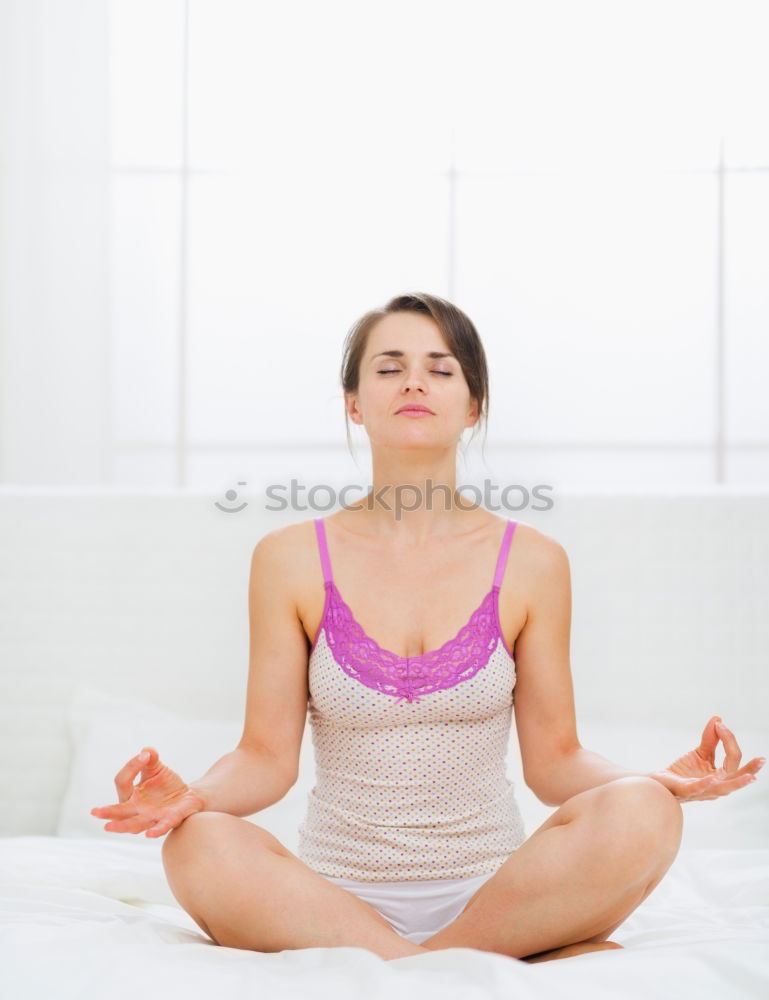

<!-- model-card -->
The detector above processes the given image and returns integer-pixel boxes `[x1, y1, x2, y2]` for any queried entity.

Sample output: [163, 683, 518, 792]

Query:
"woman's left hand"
[649, 716, 765, 802]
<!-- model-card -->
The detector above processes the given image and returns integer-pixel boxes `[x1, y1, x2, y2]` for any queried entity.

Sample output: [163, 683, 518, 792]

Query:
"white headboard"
[2, 486, 767, 836]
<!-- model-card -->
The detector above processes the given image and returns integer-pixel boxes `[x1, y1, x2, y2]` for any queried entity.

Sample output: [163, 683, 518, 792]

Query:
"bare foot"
[522, 940, 624, 964]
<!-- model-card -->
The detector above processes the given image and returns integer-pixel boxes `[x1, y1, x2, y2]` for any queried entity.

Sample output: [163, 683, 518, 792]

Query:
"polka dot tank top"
[296, 517, 527, 882]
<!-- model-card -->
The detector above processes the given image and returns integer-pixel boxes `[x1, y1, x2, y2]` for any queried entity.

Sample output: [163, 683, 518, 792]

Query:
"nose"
[402, 369, 427, 393]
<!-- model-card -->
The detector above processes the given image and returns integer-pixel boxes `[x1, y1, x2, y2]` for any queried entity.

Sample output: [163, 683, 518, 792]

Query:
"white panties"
[321, 870, 497, 945]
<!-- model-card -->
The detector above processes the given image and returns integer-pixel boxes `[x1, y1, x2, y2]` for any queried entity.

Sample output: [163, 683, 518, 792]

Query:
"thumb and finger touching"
[661, 716, 763, 800]
[91, 746, 196, 836]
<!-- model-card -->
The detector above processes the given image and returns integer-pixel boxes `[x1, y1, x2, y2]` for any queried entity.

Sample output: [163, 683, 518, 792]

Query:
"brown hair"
[340, 292, 490, 460]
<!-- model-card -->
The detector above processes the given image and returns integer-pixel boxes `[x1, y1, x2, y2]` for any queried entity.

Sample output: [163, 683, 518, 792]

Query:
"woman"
[91, 292, 764, 963]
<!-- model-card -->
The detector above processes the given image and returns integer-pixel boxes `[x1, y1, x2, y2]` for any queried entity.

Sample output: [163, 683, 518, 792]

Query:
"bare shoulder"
[510, 521, 571, 609]
[250, 520, 324, 648]
[252, 519, 313, 555]
[249, 519, 321, 602]
[251, 519, 316, 573]
[512, 520, 569, 564]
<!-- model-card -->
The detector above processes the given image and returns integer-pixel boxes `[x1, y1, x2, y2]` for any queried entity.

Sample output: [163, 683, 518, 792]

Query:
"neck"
[348, 448, 480, 543]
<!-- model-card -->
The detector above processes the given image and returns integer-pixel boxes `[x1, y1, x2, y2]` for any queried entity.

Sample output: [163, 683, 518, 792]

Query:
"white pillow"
[57, 685, 243, 846]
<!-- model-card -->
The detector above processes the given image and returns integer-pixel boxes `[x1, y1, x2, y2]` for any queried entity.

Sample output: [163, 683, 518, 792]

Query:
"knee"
[594, 776, 683, 868]
[162, 811, 233, 864]
[165, 809, 230, 839]
[162, 812, 285, 867]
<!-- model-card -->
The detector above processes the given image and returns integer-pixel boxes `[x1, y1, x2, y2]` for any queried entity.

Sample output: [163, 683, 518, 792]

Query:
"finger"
[729, 757, 765, 779]
[675, 770, 747, 799]
[144, 815, 179, 838]
[707, 772, 757, 797]
[91, 802, 138, 821]
[103, 815, 157, 835]
[114, 747, 157, 803]
[714, 722, 742, 773]
[697, 716, 721, 765]
[674, 774, 723, 801]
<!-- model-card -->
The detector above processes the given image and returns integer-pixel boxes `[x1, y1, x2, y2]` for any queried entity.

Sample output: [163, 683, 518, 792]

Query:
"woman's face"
[346, 311, 479, 451]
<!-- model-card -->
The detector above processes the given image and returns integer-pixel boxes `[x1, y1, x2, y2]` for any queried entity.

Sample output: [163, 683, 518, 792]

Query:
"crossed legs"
[161, 812, 428, 959]
[161, 775, 683, 962]
[420, 775, 684, 956]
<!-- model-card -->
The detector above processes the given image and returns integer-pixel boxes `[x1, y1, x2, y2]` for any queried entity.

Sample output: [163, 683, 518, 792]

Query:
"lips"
[396, 405, 434, 414]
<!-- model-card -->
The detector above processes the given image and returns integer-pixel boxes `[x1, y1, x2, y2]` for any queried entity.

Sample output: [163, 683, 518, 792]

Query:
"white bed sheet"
[1, 836, 767, 1000]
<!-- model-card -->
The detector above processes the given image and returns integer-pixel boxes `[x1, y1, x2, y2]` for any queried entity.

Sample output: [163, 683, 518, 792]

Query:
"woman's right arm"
[186, 746, 295, 817]
[188, 527, 311, 817]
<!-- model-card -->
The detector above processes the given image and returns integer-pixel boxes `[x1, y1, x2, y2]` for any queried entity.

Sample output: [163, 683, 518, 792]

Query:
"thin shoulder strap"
[314, 518, 333, 585]
[492, 520, 517, 590]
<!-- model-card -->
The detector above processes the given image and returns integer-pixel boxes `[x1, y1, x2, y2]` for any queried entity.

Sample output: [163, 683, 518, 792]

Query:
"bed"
[1, 488, 768, 998]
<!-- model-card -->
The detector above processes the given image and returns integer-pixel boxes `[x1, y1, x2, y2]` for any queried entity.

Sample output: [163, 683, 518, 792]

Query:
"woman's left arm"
[534, 721, 765, 806]
[511, 531, 765, 806]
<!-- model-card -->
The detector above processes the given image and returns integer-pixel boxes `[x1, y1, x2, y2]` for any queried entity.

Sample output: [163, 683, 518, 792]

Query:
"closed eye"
[377, 370, 453, 376]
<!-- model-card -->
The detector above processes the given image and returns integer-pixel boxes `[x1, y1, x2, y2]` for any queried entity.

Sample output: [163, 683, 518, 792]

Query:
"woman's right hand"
[90, 747, 206, 838]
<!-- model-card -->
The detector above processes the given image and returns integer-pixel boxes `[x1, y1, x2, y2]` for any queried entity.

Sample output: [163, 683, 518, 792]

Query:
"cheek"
[353, 382, 393, 417]
[366, 383, 394, 409]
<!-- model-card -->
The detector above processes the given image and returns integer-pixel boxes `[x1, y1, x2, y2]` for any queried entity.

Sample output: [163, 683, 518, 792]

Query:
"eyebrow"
[369, 350, 456, 363]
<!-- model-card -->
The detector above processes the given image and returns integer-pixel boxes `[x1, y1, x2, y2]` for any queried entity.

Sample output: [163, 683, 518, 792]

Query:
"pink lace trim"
[319, 582, 504, 705]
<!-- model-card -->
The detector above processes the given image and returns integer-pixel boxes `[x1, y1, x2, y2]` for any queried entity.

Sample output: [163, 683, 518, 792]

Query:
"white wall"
[1, 1, 768, 490]
[0, 0, 111, 484]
